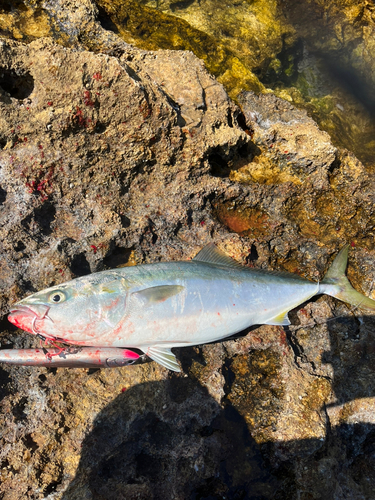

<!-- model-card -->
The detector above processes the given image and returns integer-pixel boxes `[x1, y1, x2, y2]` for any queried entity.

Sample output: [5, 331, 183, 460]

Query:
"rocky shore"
[0, 2, 374, 499]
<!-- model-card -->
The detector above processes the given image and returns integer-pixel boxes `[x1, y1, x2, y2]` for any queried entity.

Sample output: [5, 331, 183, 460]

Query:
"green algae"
[96, 0, 265, 96]
[0, 1, 52, 41]
[138, 0, 297, 74]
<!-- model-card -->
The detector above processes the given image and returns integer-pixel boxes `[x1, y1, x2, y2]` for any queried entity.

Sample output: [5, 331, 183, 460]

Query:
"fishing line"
[297, 277, 375, 330]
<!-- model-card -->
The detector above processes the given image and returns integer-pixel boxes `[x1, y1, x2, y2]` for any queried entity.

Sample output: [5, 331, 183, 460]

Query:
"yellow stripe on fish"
[7, 244, 375, 372]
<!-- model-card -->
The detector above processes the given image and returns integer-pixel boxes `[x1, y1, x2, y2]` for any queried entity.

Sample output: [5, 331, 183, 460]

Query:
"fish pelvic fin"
[144, 346, 181, 372]
[321, 245, 375, 311]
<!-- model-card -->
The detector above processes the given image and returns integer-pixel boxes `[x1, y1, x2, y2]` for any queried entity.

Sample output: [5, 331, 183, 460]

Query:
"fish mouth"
[8, 304, 52, 337]
[9, 304, 50, 320]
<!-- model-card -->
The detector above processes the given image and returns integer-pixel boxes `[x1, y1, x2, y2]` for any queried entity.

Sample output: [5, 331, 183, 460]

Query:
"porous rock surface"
[0, 33, 374, 500]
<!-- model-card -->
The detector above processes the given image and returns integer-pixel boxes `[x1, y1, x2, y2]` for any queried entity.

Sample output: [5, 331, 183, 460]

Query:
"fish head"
[8, 276, 127, 344]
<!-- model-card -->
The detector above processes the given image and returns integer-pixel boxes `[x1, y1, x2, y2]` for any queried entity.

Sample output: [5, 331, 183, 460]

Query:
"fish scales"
[103, 260, 317, 347]
[5, 244, 375, 372]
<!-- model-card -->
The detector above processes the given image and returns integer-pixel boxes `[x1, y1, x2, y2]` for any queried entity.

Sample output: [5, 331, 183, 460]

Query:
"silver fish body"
[86, 260, 319, 347]
[7, 244, 375, 371]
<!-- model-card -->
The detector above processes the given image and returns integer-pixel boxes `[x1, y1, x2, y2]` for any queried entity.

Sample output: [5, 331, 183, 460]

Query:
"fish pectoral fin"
[264, 310, 291, 326]
[132, 285, 184, 305]
[144, 346, 181, 372]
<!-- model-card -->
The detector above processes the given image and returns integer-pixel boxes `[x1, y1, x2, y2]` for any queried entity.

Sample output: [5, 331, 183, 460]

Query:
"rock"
[2, 0, 375, 166]
[0, 6, 374, 500]
[0, 37, 246, 313]
[96, 0, 375, 166]
[63, 378, 280, 500]
[221, 91, 375, 259]
[0, 36, 251, 498]
[128, 0, 297, 76]
[94, 0, 295, 96]
[0, 0, 266, 96]
[234, 91, 337, 186]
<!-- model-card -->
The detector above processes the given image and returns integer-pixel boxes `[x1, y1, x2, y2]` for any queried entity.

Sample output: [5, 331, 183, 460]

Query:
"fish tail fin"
[321, 245, 375, 311]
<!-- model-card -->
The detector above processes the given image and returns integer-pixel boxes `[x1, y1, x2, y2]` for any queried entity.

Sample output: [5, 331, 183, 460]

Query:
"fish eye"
[48, 291, 66, 304]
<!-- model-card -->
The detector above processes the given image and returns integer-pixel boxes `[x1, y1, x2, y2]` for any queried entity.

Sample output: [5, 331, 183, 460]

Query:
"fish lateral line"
[4, 243, 375, 372]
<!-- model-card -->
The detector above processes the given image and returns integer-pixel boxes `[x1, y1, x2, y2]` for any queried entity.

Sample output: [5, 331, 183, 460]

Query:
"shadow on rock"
[62, 377, 281, 500]
[269, 421, 375, 500]
[323, 312, 375, 406]
[61, 313, 375, 499]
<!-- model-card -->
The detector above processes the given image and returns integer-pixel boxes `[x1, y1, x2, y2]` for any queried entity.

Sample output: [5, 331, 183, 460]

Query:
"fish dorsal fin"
[144, 346, 181, 372]
[193, 244, 244, 269]
[264, 310, 291, 326]
[132, 285, 184, 305]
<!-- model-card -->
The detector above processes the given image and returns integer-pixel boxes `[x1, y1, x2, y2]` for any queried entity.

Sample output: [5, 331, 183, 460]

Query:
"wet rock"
[98, 0, 375, 165]
[234, 91, 337, 186]
[2, 0, 375, 165]
[0, 0, 266, 97]
[95, 0, 295, 96]
[131, 0, 297, 77]
[222, 91, 375, 259]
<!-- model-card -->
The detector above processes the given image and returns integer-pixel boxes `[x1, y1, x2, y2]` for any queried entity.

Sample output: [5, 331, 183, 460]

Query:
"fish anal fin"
[144, 346, 181, 372]
[132, 285, 184, 305]
[264, 310, 291, 326]
[193, 243, 244, 269]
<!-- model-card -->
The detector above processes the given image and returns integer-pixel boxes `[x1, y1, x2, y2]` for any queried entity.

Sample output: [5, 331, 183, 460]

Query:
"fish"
[6, 244, 375, 372]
